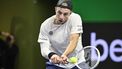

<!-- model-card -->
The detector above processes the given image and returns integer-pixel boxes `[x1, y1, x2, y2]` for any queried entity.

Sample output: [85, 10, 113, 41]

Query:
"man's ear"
[55, 7, 57, 13]
[55, 7, 60, 13]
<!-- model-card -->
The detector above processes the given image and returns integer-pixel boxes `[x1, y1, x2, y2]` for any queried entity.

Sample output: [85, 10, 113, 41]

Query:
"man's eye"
[58, 11, 62, 15]
[64, 13, 68, 16]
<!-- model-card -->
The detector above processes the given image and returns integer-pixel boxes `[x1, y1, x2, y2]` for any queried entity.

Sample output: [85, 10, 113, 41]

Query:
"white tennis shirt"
[38, 12, 85, 68]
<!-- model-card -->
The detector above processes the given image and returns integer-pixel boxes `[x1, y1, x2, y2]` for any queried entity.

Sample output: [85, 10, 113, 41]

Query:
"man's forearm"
[62, 42, 77, 56]
[62, 33, 79, 56]
[40, 43, 52, 59]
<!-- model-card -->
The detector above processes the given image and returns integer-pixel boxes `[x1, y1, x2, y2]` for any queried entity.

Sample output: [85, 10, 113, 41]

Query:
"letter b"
[90, 32, 108, 62]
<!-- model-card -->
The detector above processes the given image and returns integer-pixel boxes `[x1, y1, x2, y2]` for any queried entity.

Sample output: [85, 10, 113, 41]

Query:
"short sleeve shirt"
[38, 12, 85, 68]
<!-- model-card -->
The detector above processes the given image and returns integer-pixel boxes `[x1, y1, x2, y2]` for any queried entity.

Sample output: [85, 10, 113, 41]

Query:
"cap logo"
[61, 2, 68, 6]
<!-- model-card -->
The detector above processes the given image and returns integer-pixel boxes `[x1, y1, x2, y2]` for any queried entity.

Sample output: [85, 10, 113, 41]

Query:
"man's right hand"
[50, 54, 62, 64]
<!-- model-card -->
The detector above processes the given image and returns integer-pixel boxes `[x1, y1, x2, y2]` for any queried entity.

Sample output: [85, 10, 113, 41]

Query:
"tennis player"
[38, 0, 85, 69]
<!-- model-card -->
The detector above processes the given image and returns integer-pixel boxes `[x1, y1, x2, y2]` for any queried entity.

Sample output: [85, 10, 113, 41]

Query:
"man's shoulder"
[45, 15, 55, 22]
[41, 15, 55, 27]
[42, 15, 55, 24]
[70, 12, 81, 18]
[71, 12, 80, 16]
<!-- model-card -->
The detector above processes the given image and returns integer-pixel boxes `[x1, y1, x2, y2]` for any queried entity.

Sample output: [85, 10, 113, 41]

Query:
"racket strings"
[76, 46, 100, 69]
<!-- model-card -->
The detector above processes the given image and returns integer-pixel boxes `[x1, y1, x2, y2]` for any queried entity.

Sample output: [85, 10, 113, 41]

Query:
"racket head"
[72, 46, 100, 69]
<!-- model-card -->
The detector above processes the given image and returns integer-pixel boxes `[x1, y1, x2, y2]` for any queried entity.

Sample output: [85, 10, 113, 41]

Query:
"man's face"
[55, 7, 71, 24]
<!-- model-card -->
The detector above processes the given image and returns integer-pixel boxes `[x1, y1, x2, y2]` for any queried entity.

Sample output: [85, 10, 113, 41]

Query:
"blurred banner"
[82, 22, 122, 69]
[72, 0, 122, 68]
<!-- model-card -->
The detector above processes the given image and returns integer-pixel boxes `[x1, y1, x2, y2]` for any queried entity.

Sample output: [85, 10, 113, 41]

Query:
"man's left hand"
[60, 55, 68, 64]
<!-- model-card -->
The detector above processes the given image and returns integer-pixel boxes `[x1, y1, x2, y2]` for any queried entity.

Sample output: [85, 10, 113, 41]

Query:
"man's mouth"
[59, 20, 63, 23]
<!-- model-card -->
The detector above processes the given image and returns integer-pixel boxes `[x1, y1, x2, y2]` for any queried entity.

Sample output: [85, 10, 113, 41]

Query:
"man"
[38, 0, 85, 69]
[0, 31, 18, 69]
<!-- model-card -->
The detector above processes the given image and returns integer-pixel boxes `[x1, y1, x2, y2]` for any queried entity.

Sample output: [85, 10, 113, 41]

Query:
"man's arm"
[40, 41, 62, 64]
[61, 33, 80, 63]
[0, 31, 15, 44]
[38, 23, 61, 63]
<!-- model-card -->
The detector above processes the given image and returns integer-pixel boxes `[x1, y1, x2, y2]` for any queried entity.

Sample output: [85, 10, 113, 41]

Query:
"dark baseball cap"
[56, 0, 72, 10]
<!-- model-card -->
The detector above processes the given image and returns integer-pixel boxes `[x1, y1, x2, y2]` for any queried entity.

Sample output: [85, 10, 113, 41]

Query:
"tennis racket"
[68, 46, 100, 69]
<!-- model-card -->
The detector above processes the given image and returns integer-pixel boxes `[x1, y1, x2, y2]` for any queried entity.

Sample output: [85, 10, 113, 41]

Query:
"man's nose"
[59, 14, 64, 19]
